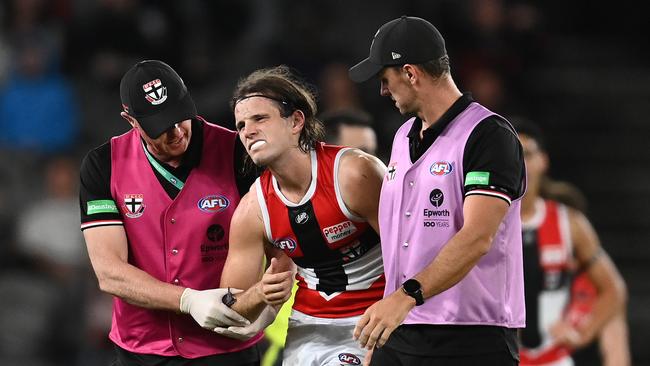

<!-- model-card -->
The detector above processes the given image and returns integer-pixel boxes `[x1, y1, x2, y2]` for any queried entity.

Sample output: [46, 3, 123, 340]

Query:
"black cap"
[349, 16, 447, 83]
[120, 60, 197, 138]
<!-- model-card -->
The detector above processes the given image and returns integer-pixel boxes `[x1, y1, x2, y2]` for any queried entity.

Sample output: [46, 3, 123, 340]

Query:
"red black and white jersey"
[520, 199, 575, 364]
[255, 143, 385, 318]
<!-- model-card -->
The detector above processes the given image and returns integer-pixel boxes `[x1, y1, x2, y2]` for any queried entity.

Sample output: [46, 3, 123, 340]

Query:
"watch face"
[404, 279, 421, 293]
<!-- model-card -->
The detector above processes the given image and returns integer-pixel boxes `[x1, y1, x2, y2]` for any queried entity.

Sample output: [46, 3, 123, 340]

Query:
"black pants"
[112, 343, 260, 366]
[370, 346, 518, 366]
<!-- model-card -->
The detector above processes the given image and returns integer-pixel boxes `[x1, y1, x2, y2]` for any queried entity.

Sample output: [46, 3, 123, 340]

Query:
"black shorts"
[370, 347, 518, 366]
[369, 324, 519, 366]
[112, 343, 261, 366]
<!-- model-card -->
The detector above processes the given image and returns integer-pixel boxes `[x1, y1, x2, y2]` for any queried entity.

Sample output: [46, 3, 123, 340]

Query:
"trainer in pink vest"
[110, 120, 262, 358]
[379, 102, 526, 328]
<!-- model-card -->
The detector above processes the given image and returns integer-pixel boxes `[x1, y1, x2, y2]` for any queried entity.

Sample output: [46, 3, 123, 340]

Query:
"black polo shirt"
[79, 118, 257, 229]
[408, 93, 525, 204]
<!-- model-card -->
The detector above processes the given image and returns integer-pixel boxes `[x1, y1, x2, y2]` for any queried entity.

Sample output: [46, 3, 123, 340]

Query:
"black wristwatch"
[402, 279, 424, 306]
[221, 287, 237, 308]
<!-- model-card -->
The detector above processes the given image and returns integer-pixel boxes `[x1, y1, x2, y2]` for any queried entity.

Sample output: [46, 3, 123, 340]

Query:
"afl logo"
[295, 212, 309, 224]
[273, 237, 297, 253]
[430, 161, 453, 176]
[198, 195, 230, 213]
[338, 353, 361, 365]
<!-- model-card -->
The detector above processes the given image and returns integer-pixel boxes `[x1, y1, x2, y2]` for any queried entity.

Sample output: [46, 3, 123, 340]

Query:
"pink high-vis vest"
[379, 102, 525, 328]
[109, 121, 261, 358]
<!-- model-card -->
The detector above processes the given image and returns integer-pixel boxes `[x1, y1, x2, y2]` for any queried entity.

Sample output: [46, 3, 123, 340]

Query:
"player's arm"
[84, 226, 184, 310]
[221, 188, 294, 321]
[568, 208, 627, 345]
[337, 149, 386, 233]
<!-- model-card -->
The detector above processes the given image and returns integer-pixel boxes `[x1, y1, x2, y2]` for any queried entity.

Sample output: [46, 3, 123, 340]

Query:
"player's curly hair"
[231, 65, 324, 153]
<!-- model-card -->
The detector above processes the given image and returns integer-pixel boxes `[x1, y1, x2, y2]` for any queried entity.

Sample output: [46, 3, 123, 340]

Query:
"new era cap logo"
[142, 79, 167, 105]
[391, 52, 402, 60]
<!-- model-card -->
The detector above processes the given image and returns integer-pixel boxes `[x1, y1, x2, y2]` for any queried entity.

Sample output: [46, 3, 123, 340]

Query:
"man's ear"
[402, 64, 418, 85]
[290, 110, 306, 135]
[120, 112, 138, 129]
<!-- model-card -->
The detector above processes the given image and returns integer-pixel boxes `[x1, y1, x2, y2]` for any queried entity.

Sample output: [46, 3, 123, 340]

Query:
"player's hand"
[550, 320, 592, 349]
[257, 257, 293, 306]
[213, 304, 279, 340]
[354, 289, 415, 350]
[180, 288, 250, 329]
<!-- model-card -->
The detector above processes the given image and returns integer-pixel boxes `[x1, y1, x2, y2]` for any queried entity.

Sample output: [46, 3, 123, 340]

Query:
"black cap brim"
[137, 92, 197, 138]
[349, 58, 384, 83]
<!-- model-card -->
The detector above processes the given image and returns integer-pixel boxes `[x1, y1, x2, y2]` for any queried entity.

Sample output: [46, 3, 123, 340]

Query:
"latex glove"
[180, 288, 250, 329]
[213, 305, 279, 341]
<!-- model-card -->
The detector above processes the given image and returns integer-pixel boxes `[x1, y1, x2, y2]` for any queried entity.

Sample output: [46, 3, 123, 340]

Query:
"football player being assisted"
[215, 65, 386, 366]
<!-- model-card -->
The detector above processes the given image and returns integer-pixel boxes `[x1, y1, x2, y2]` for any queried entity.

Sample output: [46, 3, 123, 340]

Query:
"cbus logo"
[338, 353, 361, 365]
[273, 237, 297, 253]
[198, 195, 230, 213]
[430, 161, 453, 176]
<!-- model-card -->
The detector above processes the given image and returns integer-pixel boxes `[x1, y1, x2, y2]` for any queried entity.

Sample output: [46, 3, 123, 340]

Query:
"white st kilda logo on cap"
[142, 79, 167, 105]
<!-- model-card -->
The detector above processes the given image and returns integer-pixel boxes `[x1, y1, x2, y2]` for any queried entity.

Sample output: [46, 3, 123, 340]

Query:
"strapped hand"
[213, 304, 279, 341]
[180, 288, 250, 329]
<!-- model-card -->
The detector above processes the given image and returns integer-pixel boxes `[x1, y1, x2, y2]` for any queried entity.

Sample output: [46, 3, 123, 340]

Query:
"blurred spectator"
[16, 156, 85, 274]
[321, 108, 378, 156]
[0, 156, 87, 365]
[0, 0, 78, 153]
[319, 62, 363, 114]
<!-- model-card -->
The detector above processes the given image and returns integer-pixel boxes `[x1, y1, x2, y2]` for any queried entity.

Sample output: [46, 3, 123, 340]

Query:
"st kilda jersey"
[255, 143, 385, 318]
[520, 199, 577, 364]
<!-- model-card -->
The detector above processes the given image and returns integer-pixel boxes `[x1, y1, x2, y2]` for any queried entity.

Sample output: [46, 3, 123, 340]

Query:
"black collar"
[407, 93, 474, 162]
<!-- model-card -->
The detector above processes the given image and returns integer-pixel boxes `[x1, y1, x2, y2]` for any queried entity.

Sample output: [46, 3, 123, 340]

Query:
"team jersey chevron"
[256, 144, 385, 318]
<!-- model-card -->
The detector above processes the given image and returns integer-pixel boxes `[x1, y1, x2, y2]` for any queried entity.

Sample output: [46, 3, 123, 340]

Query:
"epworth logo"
[142, 79, 167, 105]
[123, 194, 145, 218]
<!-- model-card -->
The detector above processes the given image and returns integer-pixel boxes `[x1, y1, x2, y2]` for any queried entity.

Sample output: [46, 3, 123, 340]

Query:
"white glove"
[212, 305, 279, 341]
[180, 288, 250, 329]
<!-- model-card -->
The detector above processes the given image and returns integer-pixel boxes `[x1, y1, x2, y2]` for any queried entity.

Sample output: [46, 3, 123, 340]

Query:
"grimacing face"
[234, 96, 300, 166]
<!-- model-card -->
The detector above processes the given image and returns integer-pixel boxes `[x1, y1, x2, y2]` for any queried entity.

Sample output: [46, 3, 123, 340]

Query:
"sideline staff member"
[79, 60, 261, 365]
[349, 16, 525, 365]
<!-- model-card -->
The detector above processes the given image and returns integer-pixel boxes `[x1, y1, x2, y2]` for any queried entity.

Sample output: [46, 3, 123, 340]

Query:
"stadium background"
[0, 0, 647, 365]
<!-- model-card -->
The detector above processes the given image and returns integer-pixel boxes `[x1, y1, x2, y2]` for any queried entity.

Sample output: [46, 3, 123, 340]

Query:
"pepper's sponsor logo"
[295, 212, 309, 224]
[430, 161, 453, 176]
[423, 189, 450, 228]
[273, 237, 297, 253]
[123, 194, 145, 218]
[338, 353, 361, 365]
[323, 221, 358, 244]
[386, 162, 397, 181]
[198, 195, 230, 213]
[142, 78, 167, 105]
